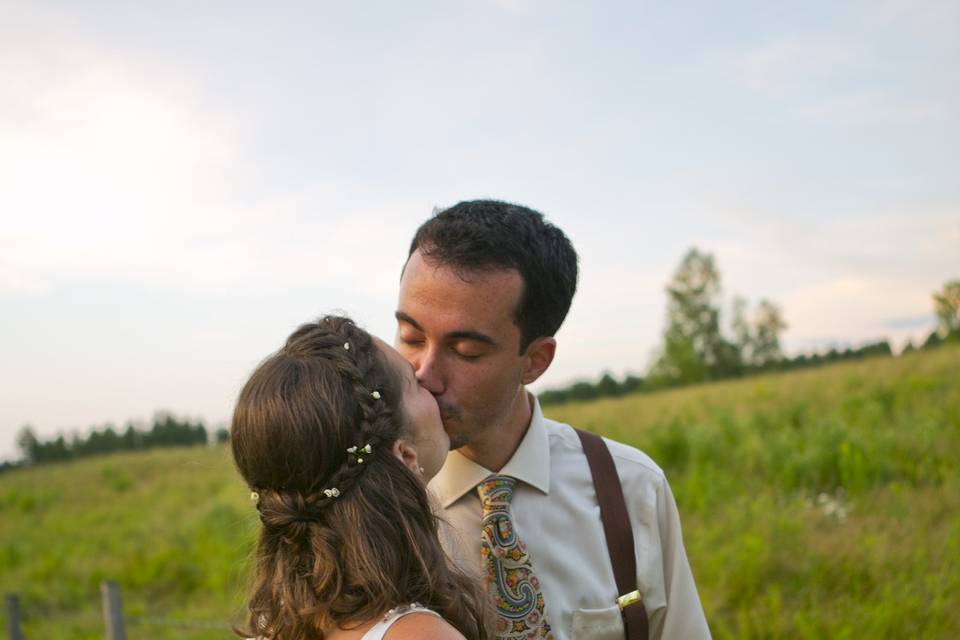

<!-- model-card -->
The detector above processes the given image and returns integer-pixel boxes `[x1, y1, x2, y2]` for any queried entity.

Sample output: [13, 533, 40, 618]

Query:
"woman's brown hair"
[231, 315, 489, 639]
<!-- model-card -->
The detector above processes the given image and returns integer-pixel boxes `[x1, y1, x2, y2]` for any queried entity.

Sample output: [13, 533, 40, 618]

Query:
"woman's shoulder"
[384, 611, 465, 640]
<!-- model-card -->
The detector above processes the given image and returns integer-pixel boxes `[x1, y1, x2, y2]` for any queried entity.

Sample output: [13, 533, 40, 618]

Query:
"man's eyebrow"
[395, 311, 422, 331]
[395, 311, 497, 347]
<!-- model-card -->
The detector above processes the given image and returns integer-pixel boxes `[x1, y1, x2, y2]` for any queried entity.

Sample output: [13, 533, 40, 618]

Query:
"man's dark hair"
[407, 199, 579, 353]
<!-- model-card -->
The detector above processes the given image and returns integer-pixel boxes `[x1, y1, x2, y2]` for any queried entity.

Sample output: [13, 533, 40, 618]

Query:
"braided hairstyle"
[231, 316, 489, 640]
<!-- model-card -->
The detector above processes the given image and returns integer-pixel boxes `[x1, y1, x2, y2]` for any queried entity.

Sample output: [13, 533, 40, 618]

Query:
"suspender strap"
[575, 428, 649, 640]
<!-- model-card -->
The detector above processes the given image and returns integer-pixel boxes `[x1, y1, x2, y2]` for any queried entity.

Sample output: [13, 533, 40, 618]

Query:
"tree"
[43, 435, 71, 463]
[622, 375, 645, 394]
[122, 423, 144, 449]
[650, 248, 739, 384]
[652, 325, 710, 384]
[923, 329, 944, 350]
[934, 280, 960, 338]
[752, 299, 788, 366]
[596, 373, 621, 398]
[16, 425, 39, 463]
[729, 296, 787, 369]
[731, 296, 752, 363]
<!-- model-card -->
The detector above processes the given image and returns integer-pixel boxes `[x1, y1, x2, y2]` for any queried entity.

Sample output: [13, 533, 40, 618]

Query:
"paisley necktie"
[478, 475, 554, 639]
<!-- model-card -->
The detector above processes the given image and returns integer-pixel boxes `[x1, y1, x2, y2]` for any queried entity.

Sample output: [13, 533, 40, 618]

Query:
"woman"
[231, 315, 489, 640]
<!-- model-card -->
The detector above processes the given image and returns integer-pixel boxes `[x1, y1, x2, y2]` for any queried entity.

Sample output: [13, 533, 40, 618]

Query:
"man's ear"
[521, 336, 556, 385]
[391, 438, 421, 475]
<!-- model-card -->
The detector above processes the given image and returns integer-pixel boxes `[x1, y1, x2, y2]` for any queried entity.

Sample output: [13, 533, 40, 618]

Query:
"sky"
[1, 0, 958, 461]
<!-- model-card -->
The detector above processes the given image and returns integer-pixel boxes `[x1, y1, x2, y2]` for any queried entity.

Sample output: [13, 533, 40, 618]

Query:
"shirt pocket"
[571, 605, 624, 640]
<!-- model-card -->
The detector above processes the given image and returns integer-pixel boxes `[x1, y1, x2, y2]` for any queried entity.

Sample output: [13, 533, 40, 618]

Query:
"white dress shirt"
[429, 396, 711, 640]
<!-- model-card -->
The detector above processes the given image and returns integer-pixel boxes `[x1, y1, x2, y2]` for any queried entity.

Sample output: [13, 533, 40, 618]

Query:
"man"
[395, 200, 710, 639]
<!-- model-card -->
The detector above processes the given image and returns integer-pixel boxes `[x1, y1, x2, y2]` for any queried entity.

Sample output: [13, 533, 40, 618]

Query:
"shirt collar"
[429, 394, 551, 508]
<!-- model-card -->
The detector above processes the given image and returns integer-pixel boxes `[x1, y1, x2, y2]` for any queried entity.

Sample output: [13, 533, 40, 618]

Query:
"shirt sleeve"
[650, 474, 712, 639]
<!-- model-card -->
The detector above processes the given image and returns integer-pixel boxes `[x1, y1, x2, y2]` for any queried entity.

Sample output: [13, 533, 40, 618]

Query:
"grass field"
[2, 345, 958, 639]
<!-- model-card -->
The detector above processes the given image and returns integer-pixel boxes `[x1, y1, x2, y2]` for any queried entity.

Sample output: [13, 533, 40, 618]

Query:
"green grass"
[550, 345, 960, 639]
[1, 345, 958, 638]
[0, 446, 255, 639]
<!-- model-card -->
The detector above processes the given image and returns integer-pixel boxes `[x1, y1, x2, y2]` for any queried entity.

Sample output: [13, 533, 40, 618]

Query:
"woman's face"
[375, 338, 449, 480]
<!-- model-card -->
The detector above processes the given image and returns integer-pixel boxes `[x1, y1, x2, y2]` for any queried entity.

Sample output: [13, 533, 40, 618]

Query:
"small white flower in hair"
[347, 446, 358, 454]
[362, 444, 372, 454]
[371, 390, 381, 400]
[343, 342, 350, 350]
[250, 491, 259, 501]
[323, 488, 341, 498]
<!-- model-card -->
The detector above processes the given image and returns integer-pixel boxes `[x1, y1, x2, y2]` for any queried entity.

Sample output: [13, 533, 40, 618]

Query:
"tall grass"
[1, 345, 957, 638]
[550, 345, 960, 638]
[0, 446, 254, 638]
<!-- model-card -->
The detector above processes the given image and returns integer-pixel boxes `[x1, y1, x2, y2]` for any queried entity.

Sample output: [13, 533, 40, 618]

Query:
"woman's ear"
[391, 438, 422, 475]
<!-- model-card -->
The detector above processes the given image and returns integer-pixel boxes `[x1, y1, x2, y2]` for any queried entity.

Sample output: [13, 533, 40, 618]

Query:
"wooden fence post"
[100, 581, 127, 640]
[4, 594, 24, 640]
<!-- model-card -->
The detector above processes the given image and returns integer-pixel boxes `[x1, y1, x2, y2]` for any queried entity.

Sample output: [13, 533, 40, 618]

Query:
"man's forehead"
[397, 254, 523, 338]
[402, 252, 521, 298]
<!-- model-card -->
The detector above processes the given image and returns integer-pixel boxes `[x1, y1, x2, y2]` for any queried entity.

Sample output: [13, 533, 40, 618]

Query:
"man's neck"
[458, 390, 533, 472]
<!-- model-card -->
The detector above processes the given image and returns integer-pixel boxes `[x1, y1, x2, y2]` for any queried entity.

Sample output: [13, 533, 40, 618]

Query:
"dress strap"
[360, 603, 441, 640]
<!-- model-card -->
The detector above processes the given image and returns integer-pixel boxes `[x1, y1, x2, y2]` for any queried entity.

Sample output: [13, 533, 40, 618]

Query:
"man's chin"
[442, 419, 470, 450]
[447, 433, 470, 451]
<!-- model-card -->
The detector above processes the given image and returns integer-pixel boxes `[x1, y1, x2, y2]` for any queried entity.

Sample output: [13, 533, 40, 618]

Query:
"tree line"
[540, 250, 959, 406]
[10, 413, 229, 470]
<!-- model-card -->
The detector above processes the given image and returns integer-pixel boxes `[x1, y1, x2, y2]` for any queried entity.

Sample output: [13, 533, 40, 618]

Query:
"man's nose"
[414, 348, 445, 395]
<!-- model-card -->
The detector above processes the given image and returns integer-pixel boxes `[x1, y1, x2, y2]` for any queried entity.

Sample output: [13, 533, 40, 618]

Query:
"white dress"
[360, 604, 441, 640]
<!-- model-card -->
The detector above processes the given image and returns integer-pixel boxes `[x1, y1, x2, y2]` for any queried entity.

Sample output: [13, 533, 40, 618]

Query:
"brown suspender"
[575, 428, 649, 640]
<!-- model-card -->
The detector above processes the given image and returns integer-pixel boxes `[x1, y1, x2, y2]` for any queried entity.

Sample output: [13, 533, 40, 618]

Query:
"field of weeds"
[2, 345, 958, 638]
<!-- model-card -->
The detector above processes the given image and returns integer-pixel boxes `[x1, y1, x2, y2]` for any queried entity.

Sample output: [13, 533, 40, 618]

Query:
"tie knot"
[477, 475, 516, 512]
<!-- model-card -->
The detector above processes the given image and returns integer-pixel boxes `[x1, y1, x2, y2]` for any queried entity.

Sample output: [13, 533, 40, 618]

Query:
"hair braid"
[258, 316, 402, 515]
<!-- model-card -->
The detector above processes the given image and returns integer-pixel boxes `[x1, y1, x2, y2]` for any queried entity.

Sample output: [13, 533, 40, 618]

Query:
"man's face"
[395, 250, 528, 450]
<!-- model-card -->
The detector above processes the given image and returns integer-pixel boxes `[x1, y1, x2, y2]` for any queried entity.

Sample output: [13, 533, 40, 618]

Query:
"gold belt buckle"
[617, 590, 641, 610]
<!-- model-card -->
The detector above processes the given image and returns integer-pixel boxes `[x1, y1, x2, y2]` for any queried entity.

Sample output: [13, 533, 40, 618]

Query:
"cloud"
[871, 0, 960, 38]
[712, 15, 958, 126]
[727, 35, 870, 99]
[794, 88, 947, 125]
[0, 41, 243, 292]
[0, 38, 439, 299]
[782, 275, 933, 349]
[883, 314, 937, 330]
[487, 0, 536, 14]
